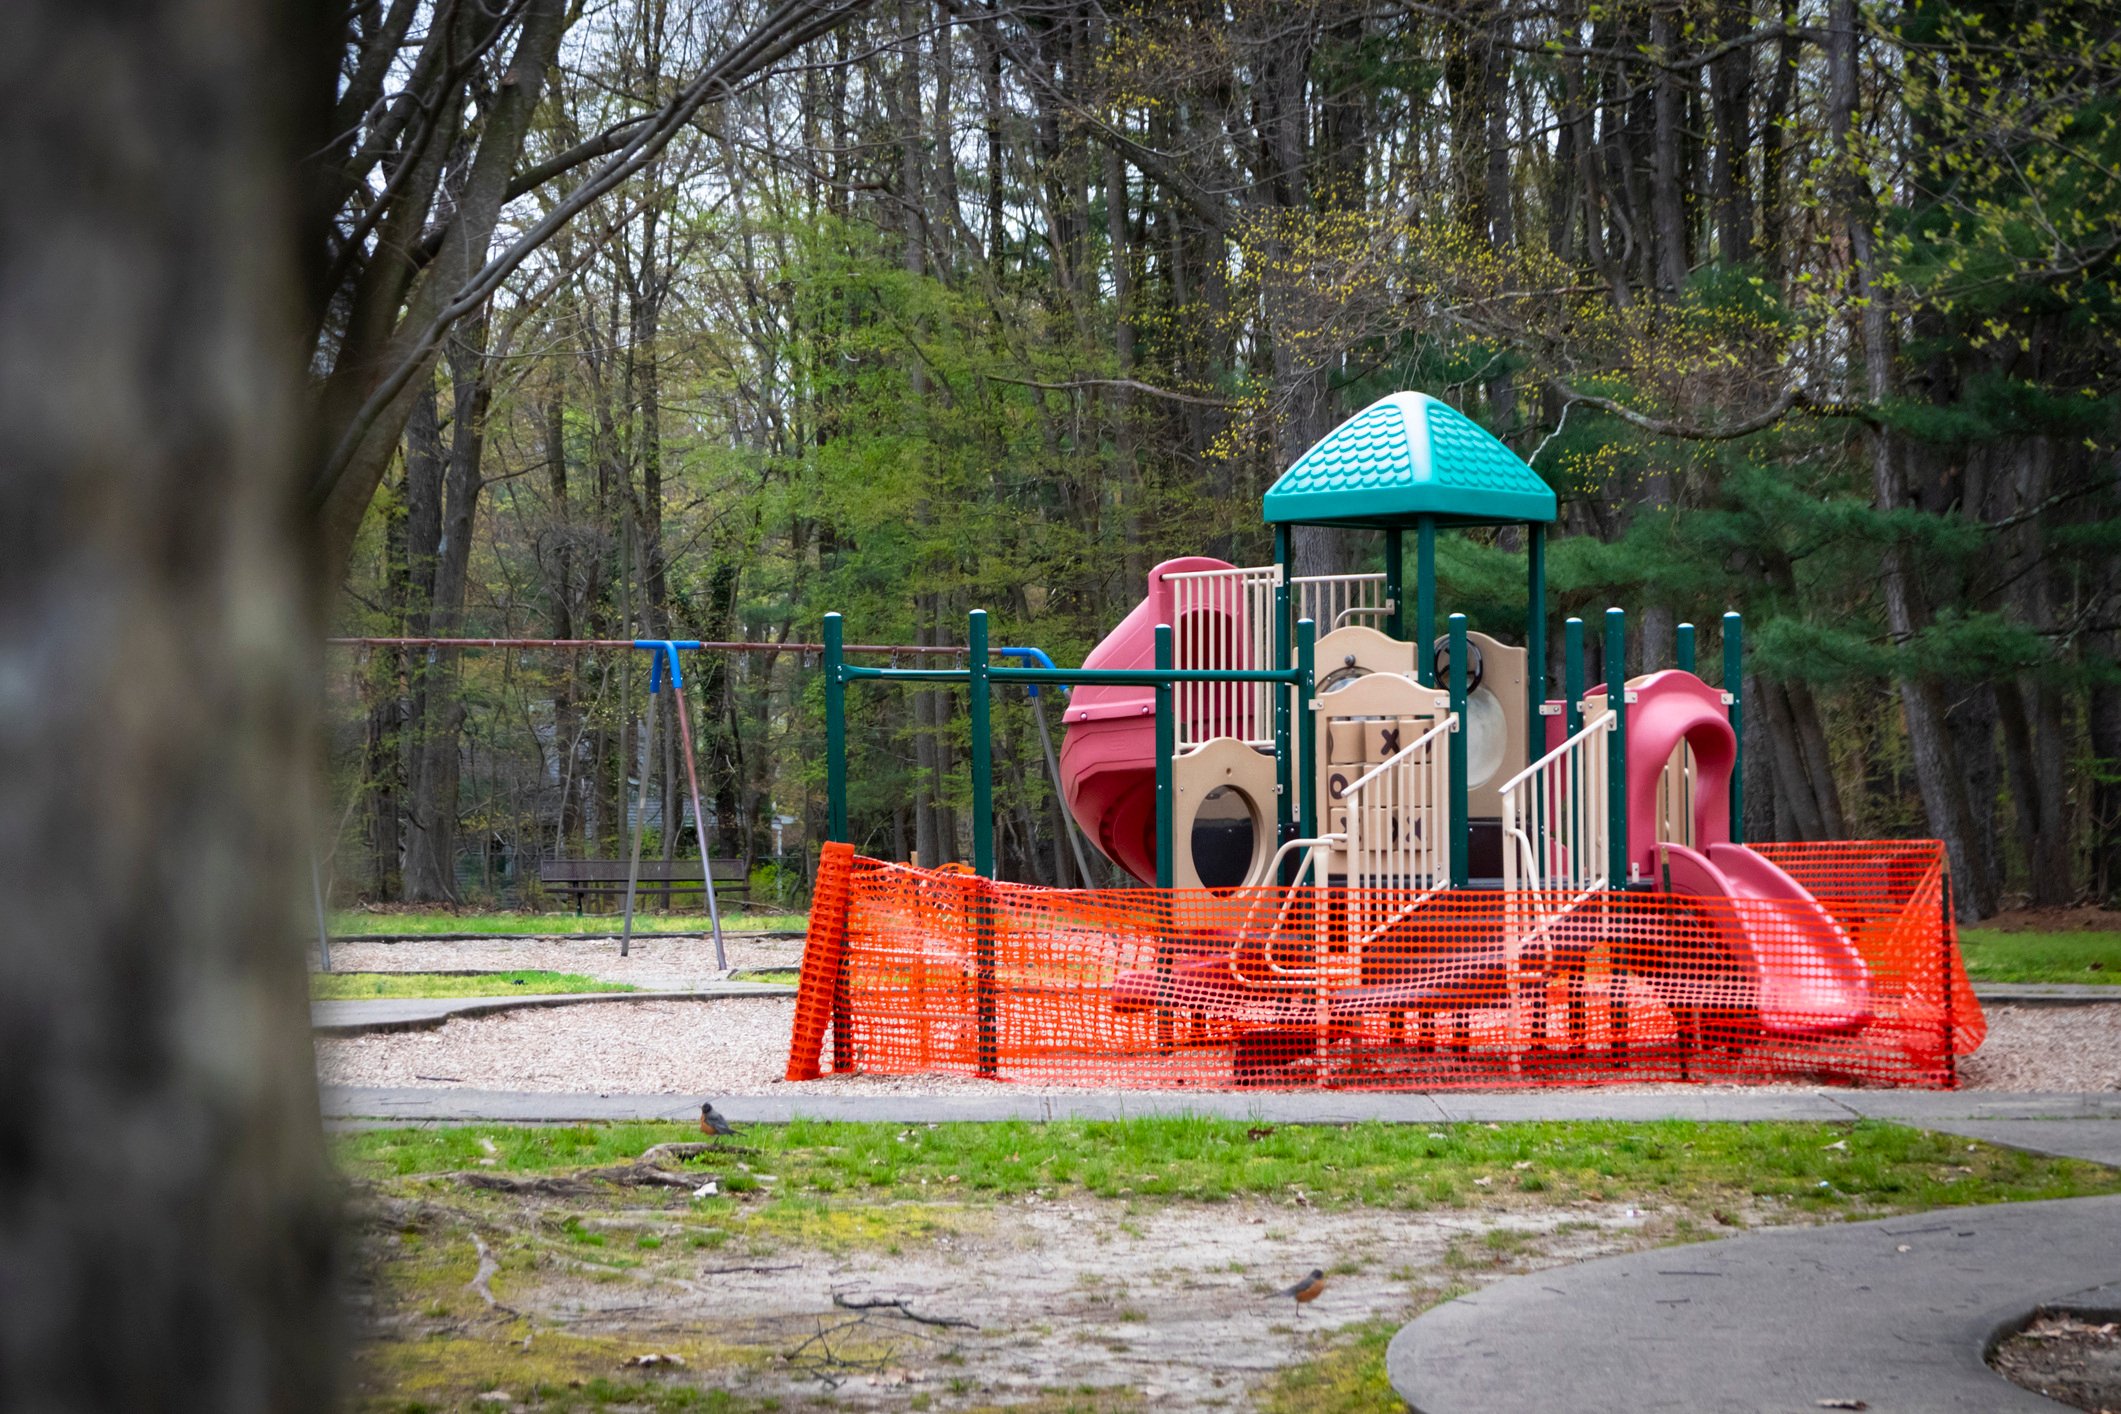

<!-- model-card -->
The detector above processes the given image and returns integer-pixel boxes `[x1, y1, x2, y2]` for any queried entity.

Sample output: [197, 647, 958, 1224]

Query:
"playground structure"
[787, 392, 1984, 1091]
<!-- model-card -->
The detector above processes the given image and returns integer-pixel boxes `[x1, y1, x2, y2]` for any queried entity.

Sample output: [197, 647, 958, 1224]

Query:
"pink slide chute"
[1617, 671, 1871, 1035]
[1057, 557, 1237, 884]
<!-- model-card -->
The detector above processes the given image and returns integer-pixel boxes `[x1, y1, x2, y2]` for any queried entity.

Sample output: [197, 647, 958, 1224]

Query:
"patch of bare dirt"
[1990, 1311, 2121, 1412]
[354, 1181, 1681, 1411]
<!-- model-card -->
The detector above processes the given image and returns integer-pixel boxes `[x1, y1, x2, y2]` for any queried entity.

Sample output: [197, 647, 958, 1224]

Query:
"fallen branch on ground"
[447, 1162, 711, 1197]
[831, 1291, 977, 1329]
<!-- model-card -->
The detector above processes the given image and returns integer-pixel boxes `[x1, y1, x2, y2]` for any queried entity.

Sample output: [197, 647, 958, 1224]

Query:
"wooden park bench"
[537, 857, 750, 913]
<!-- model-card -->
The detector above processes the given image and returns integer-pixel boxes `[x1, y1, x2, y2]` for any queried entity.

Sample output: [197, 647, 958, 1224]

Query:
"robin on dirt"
[1272, 1269, 1327, 1309]
[699, 1101, 737, 1137]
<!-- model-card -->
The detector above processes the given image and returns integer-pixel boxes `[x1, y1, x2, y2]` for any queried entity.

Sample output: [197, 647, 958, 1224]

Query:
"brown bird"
[1272, 1269, 1327, 1311]
[699, 1101, 737, 1137]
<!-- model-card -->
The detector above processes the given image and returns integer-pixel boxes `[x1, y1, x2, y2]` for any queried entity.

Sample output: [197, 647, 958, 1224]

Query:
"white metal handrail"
[1339, 715, 1455, 892]
[1499, 709, 1614, 897]
[1291, 572, 1388, 638]
[1165, 564, 1280, 750]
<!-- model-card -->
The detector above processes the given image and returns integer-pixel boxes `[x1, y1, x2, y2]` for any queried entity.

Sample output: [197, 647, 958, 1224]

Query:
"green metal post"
[1676, 622, 1696, 675]
[1526, 525, 1548, 874]
[1154, 623, 1175, 890]
[1415, 517, 1437, 683]
[1605, 608, 1629, 885]
[1273, 581, 1293, 848]
[969, 611, 998, 1073]
[1296, 618, 1318, 842]
[968, 609, 994, 878]
[1724, 611, 1744, 845]
[1535, 525, 1552, 746]
[1448, 614, 1470, 886]
[824, 613, 848, 843]
[1384, 527, 1405, 639]
[1564, 616, 1585, 738]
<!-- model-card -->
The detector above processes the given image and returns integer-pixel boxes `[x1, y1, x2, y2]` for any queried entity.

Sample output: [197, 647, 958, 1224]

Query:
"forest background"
[319, 0, 2121, 921]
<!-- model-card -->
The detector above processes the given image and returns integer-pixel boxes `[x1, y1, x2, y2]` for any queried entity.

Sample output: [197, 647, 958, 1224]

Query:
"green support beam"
[1448, 613, 1469, 886]
[824, 613, 847, 843]
[1676, 621, 1696, 675]
[1526, 525, 1547, 876]
[1296, 617, 1318, 842]
[1535, 525, 1552, 750]
[1273, 580, 1293, 848]
[968, 609, 994, 877]
[1415, 517, 1436, 683]
[1384, 526, 1405, 639]
[1154, 623, 1175, 890]
[1564, 616, 1585, 737]
[1605, 608, 1629, 886]
[1724, 611, 1744, 845]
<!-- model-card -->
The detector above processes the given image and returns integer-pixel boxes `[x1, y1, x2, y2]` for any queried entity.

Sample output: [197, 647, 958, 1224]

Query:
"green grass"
[727, 968, 801, 986]
[1960, 928, 2121, 984]
[335, 1116, 2121, 1217]
[327, 909, 805, 937]
[1256, 1315, 1408, 1414]
[310, 970, 637, 1000]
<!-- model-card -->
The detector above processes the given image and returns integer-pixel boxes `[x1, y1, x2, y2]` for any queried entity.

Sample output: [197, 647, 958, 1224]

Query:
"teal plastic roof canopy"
[1262, 391, 1557, 527]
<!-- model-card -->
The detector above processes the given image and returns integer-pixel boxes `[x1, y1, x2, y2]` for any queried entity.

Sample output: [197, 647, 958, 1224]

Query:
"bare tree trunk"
[1648, 6, 1690, 295]
[1760, 680, 1827, 839]
[542, 389, 583, 853]
[1758, 0, 1801, 283]
[1706, 0, 1755, 263]
[0, 0, 341, 1404]
[400, 322, 492, 901]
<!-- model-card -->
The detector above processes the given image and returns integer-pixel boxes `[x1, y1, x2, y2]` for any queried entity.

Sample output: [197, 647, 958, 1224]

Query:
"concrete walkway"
[1975, 983, 2121, 1005]
[1386, 1193, 2121, 1413]
[310, 983, 795, 1036]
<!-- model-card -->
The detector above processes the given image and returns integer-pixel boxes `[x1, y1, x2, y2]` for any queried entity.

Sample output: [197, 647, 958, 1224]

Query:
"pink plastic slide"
[1057, 556, 1236, 884]
[1611, 671, 1871, 1036]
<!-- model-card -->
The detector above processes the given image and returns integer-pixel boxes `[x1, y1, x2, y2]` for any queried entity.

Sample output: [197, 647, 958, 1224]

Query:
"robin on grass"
[699, 1101, 737, 1137]
[1273, 1269, 1327, 1310]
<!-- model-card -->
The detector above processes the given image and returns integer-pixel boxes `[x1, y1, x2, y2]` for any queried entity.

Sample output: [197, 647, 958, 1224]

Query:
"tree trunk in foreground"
[0, 1, 342, 1408]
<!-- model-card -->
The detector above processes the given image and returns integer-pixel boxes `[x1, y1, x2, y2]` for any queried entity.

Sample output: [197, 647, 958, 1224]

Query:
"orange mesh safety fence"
[785, 840, 1983, 1091]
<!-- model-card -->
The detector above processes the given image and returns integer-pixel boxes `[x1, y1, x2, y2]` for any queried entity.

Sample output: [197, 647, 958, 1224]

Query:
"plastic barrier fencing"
[787, 840, 1983, 1090]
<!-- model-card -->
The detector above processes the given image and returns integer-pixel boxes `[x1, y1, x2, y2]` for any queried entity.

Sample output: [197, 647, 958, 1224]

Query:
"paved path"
[1975, 983, 2121, 1005]
[310, 983, 795, 1036]
[1386, 1193, 2121, 1413]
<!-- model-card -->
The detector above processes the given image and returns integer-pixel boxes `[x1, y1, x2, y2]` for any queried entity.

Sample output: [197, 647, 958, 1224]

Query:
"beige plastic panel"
[1312, 671, 1443, 819]
[1313, 625, 1415, 693]
[1460, 632, 1528, 818]
[1170, 737, 1279, 889]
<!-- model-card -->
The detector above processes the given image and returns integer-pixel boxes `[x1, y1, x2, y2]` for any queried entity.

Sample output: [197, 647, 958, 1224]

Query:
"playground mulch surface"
[314, 996, 2121, 1097]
